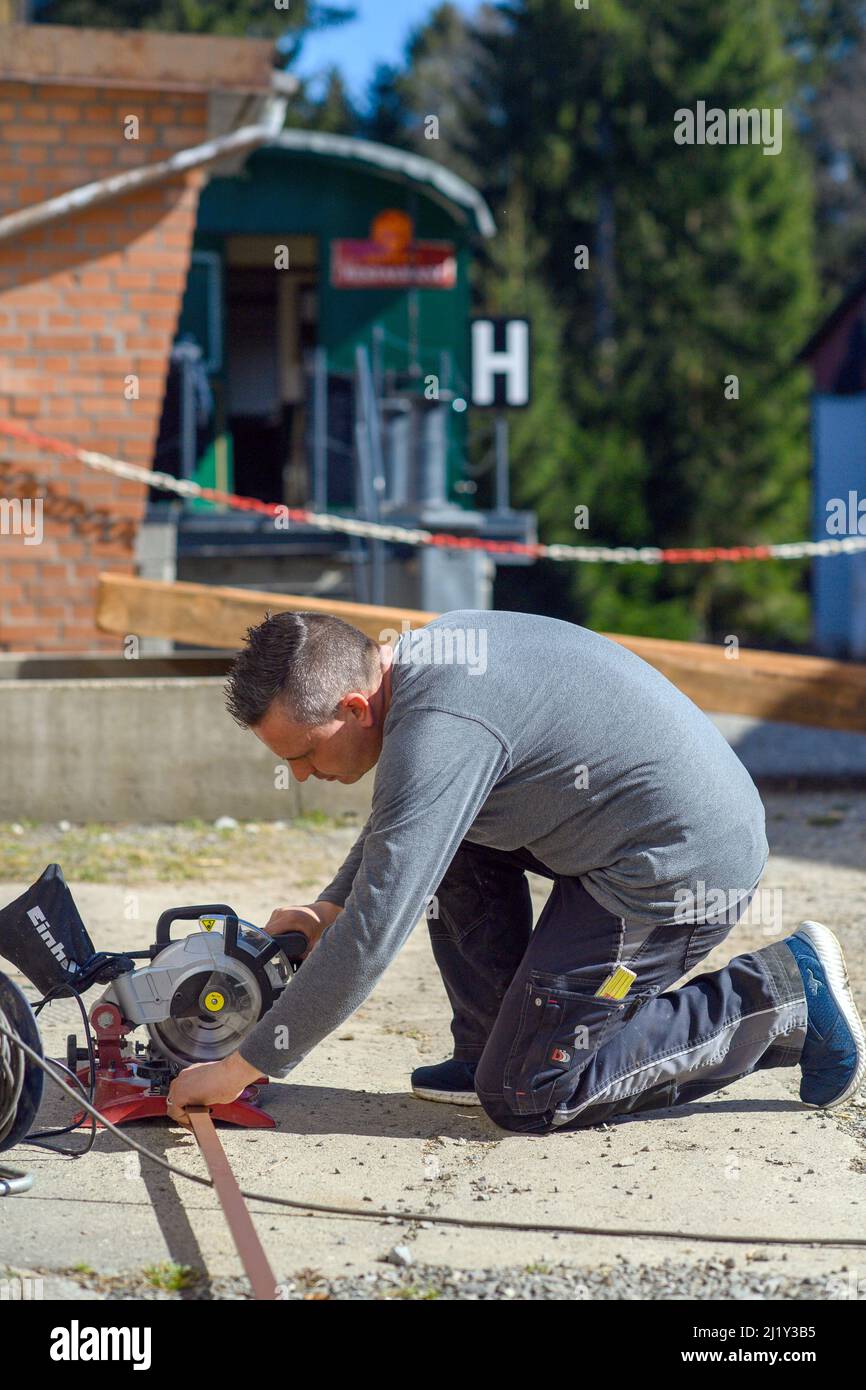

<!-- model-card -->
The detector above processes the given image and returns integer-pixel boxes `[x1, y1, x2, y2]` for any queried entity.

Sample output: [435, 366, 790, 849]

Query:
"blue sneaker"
[786, 921, 866, 1108]
[411, 1058, 481, 1105]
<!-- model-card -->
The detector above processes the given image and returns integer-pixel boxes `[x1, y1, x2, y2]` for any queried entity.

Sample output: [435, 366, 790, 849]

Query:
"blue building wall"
[812, 392, 866, 657]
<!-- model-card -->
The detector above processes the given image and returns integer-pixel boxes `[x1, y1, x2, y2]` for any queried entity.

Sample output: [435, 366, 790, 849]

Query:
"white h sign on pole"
[470, 317, 531, 408]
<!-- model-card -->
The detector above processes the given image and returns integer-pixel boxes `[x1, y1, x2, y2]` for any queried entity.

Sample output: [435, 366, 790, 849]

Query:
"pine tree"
[362, 3, 491, 185]
[32, 0, 353, 45]
[294, 68, 358, 134]
[472, 179, 585, 618]
[472, 0, 818, 643]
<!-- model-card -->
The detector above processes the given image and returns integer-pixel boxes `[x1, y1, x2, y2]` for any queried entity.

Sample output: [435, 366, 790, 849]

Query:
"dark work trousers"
[428, 840, 807, 1133]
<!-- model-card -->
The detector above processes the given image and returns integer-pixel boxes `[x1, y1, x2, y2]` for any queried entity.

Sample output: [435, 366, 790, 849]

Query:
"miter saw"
[0, 865, 308, 1129]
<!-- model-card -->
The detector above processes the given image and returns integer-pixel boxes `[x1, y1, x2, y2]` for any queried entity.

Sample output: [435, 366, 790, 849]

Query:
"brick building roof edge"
[0, 22, 279, 93]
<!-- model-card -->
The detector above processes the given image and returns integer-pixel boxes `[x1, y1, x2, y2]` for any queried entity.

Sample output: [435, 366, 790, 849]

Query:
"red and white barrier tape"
[1, 418, 863, 564]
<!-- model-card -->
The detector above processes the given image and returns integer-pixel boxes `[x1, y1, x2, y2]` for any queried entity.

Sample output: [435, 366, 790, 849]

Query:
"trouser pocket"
[502, 971, 633, 1116]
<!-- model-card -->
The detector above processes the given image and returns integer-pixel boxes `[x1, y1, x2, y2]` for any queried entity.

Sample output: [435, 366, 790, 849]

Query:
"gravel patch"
[20, 1257, 862, 1301]
[273, 1257, 863, 1301]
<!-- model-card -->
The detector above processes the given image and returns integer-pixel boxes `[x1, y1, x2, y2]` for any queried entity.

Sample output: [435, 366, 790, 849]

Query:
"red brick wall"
[0, 81, 208, 651]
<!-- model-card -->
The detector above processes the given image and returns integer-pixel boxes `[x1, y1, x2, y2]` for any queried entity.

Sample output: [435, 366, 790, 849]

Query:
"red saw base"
[71, 1072, 275, 1129]
[68, 1000, 275, 1129]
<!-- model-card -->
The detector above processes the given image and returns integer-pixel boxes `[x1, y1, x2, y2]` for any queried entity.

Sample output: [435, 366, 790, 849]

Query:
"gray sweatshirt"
[238, 610, 768, 1077]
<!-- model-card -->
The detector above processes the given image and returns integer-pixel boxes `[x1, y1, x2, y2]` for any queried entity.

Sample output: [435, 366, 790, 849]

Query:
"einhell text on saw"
[0, 863, 307, 1126]
[0, 864, 310, 1299]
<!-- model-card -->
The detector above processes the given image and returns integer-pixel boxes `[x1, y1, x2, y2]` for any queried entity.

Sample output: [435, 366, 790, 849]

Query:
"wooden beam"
[607, 632, 866, 736]
[95, 572, 432, 647]
[96, 572, 866, 734]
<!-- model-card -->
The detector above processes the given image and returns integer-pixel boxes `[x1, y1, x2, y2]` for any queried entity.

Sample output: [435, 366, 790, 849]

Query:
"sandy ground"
[0, 789, 864, 1300]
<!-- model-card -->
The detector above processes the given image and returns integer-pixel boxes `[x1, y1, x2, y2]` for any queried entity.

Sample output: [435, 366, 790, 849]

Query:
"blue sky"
[294, 0, 481, 104]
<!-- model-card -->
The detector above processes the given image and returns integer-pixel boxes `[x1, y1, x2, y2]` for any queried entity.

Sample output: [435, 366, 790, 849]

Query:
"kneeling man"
[168, 609, 865, 1133]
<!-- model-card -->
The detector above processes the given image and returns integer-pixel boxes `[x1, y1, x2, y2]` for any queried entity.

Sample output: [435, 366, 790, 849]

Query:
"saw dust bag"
[0, 863, 98, 995]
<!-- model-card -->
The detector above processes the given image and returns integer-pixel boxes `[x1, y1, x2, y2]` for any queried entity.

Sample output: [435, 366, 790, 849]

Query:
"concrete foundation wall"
[3, 675, 866, 824]
[0, 675, 374, 822]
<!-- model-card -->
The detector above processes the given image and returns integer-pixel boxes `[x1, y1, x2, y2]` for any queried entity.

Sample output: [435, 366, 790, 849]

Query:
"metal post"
[176, 342, 200, 483]
[312, 346, 328, 512]
[407, 290, 420, 380]
[372, 323, 385, 400]
[387, 406, 411, 509]
[439, 350, 452, 396]
[357, 347, 387, 507]
[494, 412, 510, 512]
[354, 346, 386, 607]
[418, 402, 448, 509]
[439, 350, 453, 500]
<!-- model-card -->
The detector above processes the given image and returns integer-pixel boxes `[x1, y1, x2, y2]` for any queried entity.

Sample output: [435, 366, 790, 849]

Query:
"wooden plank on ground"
[187, 1107, 278, 1301]
[96, 572, 866, 734]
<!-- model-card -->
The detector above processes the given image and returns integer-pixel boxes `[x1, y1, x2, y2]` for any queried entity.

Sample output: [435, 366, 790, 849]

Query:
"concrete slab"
[0, 801, 864, 1299]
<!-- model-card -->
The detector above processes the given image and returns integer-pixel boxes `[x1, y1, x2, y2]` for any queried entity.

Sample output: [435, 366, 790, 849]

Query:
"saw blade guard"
[148, 955, 262, 1066]
[105, 909, 294, 1068]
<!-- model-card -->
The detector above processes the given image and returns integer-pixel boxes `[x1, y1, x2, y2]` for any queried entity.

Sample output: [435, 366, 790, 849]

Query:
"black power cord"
[27, 983, 98, 1156]
[2, 949, 155, 1165]
[1, 971, 117, 1191]
[2, 1014, 866, 1251]
[0, 999, 30, 1195]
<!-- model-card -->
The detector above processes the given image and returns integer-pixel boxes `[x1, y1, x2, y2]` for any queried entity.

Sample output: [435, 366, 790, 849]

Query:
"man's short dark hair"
[224, 611, 381, 728]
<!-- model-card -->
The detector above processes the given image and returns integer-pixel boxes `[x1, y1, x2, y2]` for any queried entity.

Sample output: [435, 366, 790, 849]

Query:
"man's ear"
[340, 692, 374, 725]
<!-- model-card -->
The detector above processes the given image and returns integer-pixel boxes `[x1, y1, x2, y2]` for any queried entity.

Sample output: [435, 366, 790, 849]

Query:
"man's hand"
[166, 1052, 262, 1129]
[264, 900, 341, 958]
